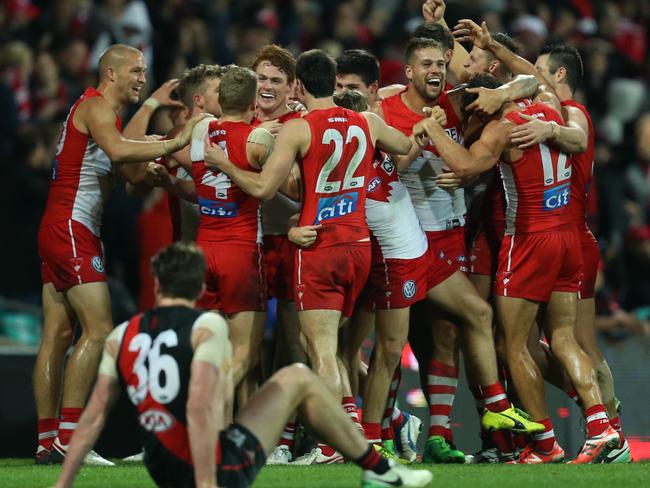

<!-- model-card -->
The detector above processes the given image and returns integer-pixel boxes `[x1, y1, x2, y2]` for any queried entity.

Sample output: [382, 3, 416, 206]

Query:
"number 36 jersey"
[501, 103, 572, 234]
[298, 107, 375, 248]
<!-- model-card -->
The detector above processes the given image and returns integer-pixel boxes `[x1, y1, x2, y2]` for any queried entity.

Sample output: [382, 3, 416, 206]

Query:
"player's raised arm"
[205, 118, 305, 201]
[420, 118, 506, 178]
[363, 111, 412, 155]
[510, 104, 588, 153]
[55, 335, 122, 488]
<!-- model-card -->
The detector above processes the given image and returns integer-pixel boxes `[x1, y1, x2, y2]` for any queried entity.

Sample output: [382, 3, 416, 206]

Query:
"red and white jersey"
[190, 119, 262, 244]
[252, 111, 302, 236]
[380, 88, 465, 232]
[562, 99, 595, 231]
[298, 106, 374, 247]
[366, 150, 427, 259]
[501, 103, 572, 234]
[41, 87, 118, 236]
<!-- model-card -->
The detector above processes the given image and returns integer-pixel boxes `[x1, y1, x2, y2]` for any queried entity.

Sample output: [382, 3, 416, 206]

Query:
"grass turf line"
[1, 459, 648, 487]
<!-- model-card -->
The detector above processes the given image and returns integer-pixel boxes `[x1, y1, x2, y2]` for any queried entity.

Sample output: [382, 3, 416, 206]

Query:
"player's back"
[299, 106, 374, 247]
[41, 87, 118, 236]
[191, 119, 262, 244]
[561, 99, 595, 230]
[116, 306, 205, 467]
[502, 102, 572, 234]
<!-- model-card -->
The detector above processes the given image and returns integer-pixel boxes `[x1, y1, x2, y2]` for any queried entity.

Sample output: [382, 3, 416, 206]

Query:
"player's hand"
[422, 0, 445, 23]
[176, 113, 212, 148]
[412, 120, 430, 147]
[436, 168, 463, 191]
[258, 119, 284, 136]
[145, 162, 170, 188]
[288, 224, 322, 248]
[150, 79, 185, 109]
[465, 86, 505, 116]
[144, 134, 164, 142]
[287, 100, 307, 113]
[453, 19, 492, 49]
[509, 114, 553, 149]
[204, 142, 229, 170]
[423, 105, 447, 127]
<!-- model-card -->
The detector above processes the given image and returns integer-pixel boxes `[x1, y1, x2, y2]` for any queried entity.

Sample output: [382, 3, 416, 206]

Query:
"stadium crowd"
[0, 0, 649, 485]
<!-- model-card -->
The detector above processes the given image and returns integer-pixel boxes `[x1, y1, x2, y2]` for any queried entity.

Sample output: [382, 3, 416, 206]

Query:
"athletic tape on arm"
[192, 312, 232, 369]
[247, 127, 275, 165]
[98, 321, 128, 378]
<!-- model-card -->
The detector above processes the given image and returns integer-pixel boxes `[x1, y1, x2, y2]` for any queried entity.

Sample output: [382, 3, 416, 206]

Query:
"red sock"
[566, 388, 583, 408]
[490, 430, 515, 454]
[342, 397, 362, 431]
[382, 367, 401, 441]
[513, 433, 528, 449]
[277, 422, 296, 449]
[354, 445, 389, 474]
[318, 443, 337, 456]
[480, 382, 510, 413]
[362, 422, 381, 444]
[532, 418, 556, 453]
[610, 416, 624, 441]
[37, 418, 58, 452]
[427, 359, 458, 439]
[57, 408, 82, 446]
[585, 404, 610, 438]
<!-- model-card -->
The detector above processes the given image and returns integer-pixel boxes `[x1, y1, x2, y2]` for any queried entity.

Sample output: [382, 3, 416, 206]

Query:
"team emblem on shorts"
[402, 280, 417, 299]
[91, 256, 105, 273]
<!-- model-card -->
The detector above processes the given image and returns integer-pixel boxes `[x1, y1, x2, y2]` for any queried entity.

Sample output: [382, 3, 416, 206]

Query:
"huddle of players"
[37, 1, 631, 486]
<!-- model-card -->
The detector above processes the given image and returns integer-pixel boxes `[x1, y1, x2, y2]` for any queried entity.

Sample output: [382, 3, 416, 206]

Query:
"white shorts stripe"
[427, 375, 458, 387]
[67, 219, 82, 285]
[297, 249, 304, 311]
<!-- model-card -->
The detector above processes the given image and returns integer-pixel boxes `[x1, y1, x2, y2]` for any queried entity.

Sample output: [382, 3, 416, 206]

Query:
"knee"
[276, 363, 313, 389]
[548, 332, 577, 359]
[376, 337, 404, 368]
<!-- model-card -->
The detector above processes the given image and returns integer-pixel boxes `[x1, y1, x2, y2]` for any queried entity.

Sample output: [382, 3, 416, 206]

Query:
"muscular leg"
[341, 307, 374, 397]
[298, 309, 342, 397]
[34, 284, 75, 419]
[469, 273, 492, 301]
[575, 297, 617, 417]
[496, 296, 547, 419]
[275, 299, 306, 368]
[527, 326, 573, 393]
[227, 311, 266, 385]
[61, 283, 113, 408]
[363, 308, 409, 424]
[545, 292, 601, 409]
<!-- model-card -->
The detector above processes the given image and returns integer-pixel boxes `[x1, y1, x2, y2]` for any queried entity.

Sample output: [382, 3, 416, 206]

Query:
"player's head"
[464, 33, 519, 83]
[335, 49, 380, 102]
[536, 44, 583, 93]
[151, 242, 207, 302]
[461, 73, 502, 118]
[252, 44, 296, 115]
[178, 64, 224, 116]
[218, 66, 258, 116]
[333, 89, 369, 112]
[295, 49, 336, 101]
[405, 37, 446, 102]
[98, 44, 146, 104]
[411, 22, 454, 64]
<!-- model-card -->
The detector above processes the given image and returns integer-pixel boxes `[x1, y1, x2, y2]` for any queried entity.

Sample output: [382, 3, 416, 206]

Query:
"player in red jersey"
[34, 44, 207, 465]
[417, 73, 620, 464]
[204, 49, 414, 464]
[54, 242, 433, 488]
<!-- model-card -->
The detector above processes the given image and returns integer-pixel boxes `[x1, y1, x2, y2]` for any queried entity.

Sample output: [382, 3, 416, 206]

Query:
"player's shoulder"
[191, 311, 229, 341]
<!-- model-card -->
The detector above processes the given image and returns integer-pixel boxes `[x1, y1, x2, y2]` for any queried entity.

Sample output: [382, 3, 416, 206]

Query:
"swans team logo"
[91, 256, 105, 274]
[402, 280, 416, 299]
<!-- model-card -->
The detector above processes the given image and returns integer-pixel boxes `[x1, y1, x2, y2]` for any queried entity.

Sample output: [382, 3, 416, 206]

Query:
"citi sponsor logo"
[542, 183, 570, 211]
[315, 192, 358, 223]
[367, 176, 381, 192]
[198, 197, 238, 218]
[139, 408, 174, 433]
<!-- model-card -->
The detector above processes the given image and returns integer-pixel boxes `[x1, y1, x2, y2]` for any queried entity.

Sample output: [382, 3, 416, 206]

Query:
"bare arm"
[278, 163, 302, 201]
[204, 120, 304, 201]
[123, 79, 183, 140]
[510, 106, 588, 153]
[364, 111, 412, 155]
[419, 118, 506, 178]
[145, 162, 197, 202]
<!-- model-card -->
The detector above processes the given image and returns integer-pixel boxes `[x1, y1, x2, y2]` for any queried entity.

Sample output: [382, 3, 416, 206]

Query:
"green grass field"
[2, 459, 648, 488]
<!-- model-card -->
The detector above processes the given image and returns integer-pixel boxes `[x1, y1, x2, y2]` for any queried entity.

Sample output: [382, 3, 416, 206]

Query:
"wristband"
[143, 97, 161, 110]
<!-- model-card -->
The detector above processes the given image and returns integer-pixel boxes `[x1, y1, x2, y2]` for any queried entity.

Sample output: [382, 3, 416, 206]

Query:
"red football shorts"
[39, 219, 106, 291]
[495, 225, 582, 302]
[263, 234, 295, 301]
[365, 241, 428, 310]
[425, 228, 465, 288]
[294, 241, 371, 317]
[197, 241, 267, 314]
[578, 228, 600, 300]
[468, 225, 503, 277]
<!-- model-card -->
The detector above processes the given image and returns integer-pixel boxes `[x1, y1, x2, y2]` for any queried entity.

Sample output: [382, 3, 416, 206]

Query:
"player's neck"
[402, 85, 438, 114]
[96, 82, 125, 113]
[220, 112, 251, 123]
[156, 297, 196, 308]
[256, 104, 291, 121]
[305, 96, 335, 111]
[555, 83, 573, 103]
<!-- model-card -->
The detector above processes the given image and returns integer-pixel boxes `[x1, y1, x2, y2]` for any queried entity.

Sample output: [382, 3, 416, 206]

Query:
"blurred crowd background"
[1, 0, 650, 345]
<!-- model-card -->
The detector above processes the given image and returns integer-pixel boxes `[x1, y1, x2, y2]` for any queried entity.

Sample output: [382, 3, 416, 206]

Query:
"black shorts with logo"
[144, 423, 266, 488]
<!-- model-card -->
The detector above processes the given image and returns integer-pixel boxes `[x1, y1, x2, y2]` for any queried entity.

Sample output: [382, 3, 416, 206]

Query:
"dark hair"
[333, 90, 368, 112]
[405, 37, 444, 64]
[252, 44, 296, 83]
[462, 73, 503, 113]
[177, 64, 223, 109]
[411, 22, 454, 52]
[487, 33, 520, 78]
[151, 242, 206, 300]
[539, 44, 583, 92]
[218, 66, 258, 114]
[336, 49, 380, 86]
[296, 49, 336, 98]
